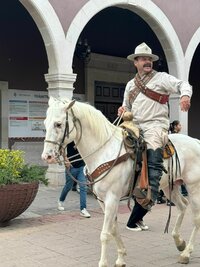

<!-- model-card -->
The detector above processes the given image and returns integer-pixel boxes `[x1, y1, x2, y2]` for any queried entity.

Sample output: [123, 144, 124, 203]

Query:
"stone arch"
[66, 0, 184, 77]
[20, 0, 67, 74]
[185, 27, 200, 80]
[185, 27, 200, 137]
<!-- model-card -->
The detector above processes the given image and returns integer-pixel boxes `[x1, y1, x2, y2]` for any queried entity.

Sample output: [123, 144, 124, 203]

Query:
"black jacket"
[67, 142, 84, 168]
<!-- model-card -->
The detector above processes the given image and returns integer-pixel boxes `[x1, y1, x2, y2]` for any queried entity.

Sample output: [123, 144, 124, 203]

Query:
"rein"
[61, 114, 132, 190]
[45, 104, 131, 190]
[58, 116, 122, 166]
[62, 112, 127, 186]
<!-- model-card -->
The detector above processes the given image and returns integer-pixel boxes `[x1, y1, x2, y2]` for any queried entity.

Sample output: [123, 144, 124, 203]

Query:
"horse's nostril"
[47, 155, 52, 160]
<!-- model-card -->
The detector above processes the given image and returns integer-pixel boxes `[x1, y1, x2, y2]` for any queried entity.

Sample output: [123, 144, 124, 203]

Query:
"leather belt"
[145, 88, 169, 104]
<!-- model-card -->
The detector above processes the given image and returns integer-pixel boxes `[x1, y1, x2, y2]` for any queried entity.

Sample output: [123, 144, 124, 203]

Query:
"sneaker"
[80, 208, 91, 218]
[58, 200, 65, 211]
[136, 220, 149, 230]
[126, 225, 142, 232]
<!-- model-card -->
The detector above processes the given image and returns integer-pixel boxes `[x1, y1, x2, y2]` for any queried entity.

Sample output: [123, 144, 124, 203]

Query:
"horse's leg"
[98, 195, 126, 267]
[179, 186, 200, 264]
[162, 185, 189, 251]
[98, 199, 105, 213]
[179, 225, 199, 264]
[111, 217, 126, 267]
[99, 195, 127, 265]
[98, 197, 126, 265]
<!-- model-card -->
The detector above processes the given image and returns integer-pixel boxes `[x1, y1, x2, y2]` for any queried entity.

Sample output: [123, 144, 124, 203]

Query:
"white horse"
[42, 97, 200, 266]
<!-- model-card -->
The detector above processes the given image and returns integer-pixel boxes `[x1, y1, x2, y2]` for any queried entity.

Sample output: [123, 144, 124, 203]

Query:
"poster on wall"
[8, 90, 48, 138]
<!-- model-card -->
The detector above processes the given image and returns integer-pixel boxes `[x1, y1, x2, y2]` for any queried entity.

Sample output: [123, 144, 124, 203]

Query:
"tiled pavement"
[1, 185, 200, 267]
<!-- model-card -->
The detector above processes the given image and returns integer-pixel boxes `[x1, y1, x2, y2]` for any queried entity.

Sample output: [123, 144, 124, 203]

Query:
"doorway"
[94, 81, 125, 122]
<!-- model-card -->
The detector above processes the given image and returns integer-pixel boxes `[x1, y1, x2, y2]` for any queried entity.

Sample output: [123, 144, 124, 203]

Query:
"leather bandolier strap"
[129, 70, 169, 105]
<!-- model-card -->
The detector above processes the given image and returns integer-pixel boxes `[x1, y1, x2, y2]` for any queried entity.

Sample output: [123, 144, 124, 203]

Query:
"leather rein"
[44, 107, 132, 186]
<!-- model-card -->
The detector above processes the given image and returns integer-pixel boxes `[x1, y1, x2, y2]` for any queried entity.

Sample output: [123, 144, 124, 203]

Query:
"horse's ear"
[66, 99, 76, 111]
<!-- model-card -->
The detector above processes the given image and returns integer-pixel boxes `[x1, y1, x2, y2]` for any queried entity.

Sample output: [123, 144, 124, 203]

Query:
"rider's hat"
[127, 42, 159, 62]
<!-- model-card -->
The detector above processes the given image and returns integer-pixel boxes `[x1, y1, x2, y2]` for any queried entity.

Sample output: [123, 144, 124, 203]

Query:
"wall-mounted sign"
[8, 90, 48, 138]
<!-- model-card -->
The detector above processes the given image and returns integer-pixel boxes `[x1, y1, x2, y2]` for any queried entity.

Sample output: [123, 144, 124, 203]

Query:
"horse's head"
[41, 97, 78, 164]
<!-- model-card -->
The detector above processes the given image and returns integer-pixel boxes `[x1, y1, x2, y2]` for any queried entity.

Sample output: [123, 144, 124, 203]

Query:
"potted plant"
[0, 149, 48, 224]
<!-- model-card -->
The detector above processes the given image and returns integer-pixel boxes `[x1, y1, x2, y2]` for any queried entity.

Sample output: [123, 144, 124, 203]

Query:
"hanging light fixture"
[75, 38, 91, 62]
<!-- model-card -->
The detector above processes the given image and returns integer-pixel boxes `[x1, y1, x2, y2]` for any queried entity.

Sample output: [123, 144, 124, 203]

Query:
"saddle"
[119, 113, 151, 209]
[119, 113, 176, 209]
[120, 112, 140, 138]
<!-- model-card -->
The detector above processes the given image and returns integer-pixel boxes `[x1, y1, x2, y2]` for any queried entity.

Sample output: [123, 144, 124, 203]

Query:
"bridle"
[44, 108, 82, 163]
[44, 102, 126, 165]
[44, 104, 132, 190]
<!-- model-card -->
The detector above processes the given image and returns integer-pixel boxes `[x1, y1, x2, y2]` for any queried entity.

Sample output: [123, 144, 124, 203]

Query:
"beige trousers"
[143, 127, 168, 150]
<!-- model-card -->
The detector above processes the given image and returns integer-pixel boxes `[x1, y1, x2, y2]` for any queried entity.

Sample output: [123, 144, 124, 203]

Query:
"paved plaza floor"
[0, 185, 200, 267]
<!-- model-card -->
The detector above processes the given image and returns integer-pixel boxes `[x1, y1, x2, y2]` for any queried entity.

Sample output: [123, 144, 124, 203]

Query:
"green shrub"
[0, 149, 48, 185]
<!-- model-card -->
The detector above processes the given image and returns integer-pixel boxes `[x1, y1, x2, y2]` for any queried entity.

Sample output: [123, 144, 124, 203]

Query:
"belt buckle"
[159, 95, 163, 103]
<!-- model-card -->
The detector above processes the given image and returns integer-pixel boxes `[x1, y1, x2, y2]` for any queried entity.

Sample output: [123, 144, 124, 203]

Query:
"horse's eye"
[54, 122, 62, 128]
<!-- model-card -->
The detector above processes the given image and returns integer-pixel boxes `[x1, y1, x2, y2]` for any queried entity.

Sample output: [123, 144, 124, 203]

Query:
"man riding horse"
[118, 42, 192, 231]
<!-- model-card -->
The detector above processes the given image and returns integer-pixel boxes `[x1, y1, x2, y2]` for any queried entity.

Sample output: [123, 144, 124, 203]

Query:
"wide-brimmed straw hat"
[127, 42, 159, 62]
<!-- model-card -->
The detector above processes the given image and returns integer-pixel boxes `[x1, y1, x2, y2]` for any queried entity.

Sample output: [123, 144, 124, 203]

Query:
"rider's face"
[134, 56, 153, 75]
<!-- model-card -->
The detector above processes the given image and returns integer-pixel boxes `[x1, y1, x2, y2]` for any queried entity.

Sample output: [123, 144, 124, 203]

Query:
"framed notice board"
[8, 89, 48, 138]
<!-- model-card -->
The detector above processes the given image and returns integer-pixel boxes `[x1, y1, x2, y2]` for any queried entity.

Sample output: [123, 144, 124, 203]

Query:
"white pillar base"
[45, 73, 77, 99]
[46, 163, 65, 186]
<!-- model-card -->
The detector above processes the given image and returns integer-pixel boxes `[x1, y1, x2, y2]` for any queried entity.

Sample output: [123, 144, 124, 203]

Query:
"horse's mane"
[72, 101, 121, 144]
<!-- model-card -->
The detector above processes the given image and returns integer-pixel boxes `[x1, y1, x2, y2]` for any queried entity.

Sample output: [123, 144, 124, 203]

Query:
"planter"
[0, 181, 39, 223]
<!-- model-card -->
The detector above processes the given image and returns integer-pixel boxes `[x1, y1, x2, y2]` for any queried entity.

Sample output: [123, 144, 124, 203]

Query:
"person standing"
[169, 120, 182, 134]
[169, 120, 188, 197]
[118, 42, 192, 231]
[58, 141, 91, 218]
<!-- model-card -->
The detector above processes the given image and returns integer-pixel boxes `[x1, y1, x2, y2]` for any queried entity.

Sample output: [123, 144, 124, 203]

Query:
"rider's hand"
[118, 106, 126, 117]
[180, 96, 191, 112]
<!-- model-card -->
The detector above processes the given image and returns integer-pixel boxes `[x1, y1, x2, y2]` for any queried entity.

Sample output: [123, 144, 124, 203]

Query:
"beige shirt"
[122, 71, 192, 131]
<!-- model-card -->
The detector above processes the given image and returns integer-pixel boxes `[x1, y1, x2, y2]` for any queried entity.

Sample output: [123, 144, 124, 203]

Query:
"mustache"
[143, 63, 152, 67]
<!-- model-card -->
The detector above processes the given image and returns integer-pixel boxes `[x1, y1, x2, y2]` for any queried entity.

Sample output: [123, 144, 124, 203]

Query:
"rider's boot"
[127, 199, 148, 227]
[147, 148, 164, 205]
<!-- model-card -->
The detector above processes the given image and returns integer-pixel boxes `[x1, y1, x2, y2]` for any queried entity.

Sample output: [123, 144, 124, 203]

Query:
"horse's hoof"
[114, 265, 126, 267]
[177, 240, 186, 251]
[178, 255, 189, 264]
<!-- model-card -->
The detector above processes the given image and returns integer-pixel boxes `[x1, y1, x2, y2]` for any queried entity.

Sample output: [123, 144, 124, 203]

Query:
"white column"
[44, 72, 77, 185]
[169, 94, 180, 123]
[0, 81, 9, 148]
